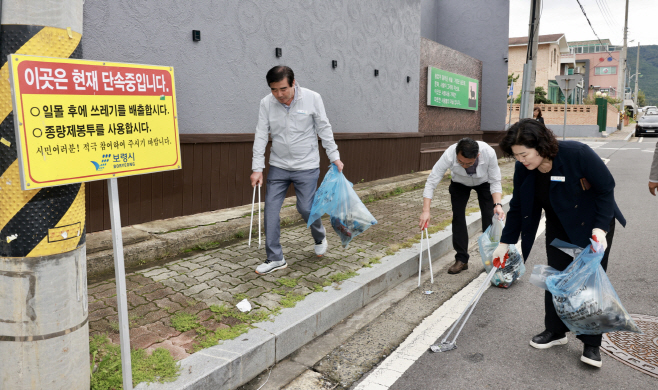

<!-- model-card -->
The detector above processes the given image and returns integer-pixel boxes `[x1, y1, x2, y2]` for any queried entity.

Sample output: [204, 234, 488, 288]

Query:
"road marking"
[598, 147, 640, 150]
[639, 137, 644, 143]
[356, 215, 547, 390]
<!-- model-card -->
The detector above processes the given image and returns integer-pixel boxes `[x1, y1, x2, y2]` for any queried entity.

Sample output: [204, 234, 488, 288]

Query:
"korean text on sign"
[9, 55, 181, 190]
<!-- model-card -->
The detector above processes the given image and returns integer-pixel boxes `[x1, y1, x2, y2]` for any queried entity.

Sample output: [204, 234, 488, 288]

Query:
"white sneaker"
[255, 257, 287, 275]
[314, 238, 328, 256]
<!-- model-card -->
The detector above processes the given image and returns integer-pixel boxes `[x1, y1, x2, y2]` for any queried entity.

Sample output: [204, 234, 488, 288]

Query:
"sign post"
[427, 66, 478, 111]
[9, 54, 181, 390]
[555, 75, 583, 140]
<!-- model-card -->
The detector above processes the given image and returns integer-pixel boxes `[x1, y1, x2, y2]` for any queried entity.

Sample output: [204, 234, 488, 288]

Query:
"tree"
[513, 86, 552, 104]
[638, 90, 646, 107]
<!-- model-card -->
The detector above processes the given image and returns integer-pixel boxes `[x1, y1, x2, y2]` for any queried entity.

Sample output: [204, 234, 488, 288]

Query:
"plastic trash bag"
[529, 238, 641, 335]
[478, 216, 525, 288]
[308, 164, 377, 248]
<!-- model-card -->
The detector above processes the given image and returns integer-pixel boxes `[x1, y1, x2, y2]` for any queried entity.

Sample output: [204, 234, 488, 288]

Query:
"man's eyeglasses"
[457, 159, 476, 168]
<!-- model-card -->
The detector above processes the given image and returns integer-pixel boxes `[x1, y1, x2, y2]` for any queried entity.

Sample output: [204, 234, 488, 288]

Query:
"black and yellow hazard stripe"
[0, 25, 86, 257]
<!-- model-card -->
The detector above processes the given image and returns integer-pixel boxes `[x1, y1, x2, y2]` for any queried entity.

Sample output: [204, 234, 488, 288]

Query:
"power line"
[600, 0, 620, 30]
[594, 0, 616, 36]
[574, 0, 613, 60]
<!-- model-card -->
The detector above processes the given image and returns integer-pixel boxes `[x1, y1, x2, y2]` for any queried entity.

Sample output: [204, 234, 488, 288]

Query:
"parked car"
[636, 113, 658, 137]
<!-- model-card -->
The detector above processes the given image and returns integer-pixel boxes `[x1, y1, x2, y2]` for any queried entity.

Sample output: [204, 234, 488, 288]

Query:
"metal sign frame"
[555, 75, 584, 140]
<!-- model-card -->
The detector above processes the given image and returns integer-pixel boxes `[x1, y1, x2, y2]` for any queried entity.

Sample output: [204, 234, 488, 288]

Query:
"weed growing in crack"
[89, 334, 179, 389]
[170, 313, 200, 332]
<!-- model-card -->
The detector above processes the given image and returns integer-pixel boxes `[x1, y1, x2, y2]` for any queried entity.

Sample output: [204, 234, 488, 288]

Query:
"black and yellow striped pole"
[0, 2, 89, 388]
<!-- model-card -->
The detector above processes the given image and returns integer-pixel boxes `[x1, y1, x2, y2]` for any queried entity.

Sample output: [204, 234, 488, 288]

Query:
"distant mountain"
[627, 45, 658, 106]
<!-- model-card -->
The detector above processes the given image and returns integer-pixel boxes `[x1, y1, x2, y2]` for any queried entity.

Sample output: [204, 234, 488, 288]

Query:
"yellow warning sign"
[8, 54, 181, 190]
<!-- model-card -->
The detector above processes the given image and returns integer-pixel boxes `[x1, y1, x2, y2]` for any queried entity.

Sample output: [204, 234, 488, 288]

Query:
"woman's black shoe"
[529, 330, 568, 349]
[581, 344, 602, 367]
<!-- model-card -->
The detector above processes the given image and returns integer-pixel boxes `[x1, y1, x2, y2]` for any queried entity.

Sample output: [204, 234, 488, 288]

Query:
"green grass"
[362, 184, 423, 204]
[234, 231, 245, 239]
[89, 334, 179, 390]
[233, 293, 249, 302]
[193, 323, 251, 351]
[327, 270, 358, 284]
[313, 284, 326, 292]
[280, 292, 305, 308]
[465, 207, 480, 215]
[170, 313, 199, 332]
[277, 277, 298, 288]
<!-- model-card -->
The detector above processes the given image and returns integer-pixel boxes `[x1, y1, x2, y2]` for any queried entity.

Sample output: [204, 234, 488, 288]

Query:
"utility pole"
[634, 42, 640, 116]
[519, 0, 542, 120]
[0, 1, 89, 389]
[617, 0, 629, 129]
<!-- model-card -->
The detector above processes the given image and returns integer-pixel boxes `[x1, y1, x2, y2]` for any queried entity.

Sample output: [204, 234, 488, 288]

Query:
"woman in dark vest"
[492, 118, 625, 368]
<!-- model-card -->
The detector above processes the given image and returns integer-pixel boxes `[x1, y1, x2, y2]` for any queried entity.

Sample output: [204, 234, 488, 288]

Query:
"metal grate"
[601, 314, 658, 378]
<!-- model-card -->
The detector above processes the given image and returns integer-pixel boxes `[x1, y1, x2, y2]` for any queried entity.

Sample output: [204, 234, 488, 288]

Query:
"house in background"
[567, 39, 621, 100]
[508, 33, 585, 104]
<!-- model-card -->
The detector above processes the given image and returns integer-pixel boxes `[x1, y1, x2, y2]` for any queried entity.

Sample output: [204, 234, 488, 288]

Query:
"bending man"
[251, 66, 343, 275]
[419, 138, 504, 274]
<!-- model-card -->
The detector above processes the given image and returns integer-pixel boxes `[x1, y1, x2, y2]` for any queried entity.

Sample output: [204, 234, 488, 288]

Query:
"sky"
[509, 0, 658, 46]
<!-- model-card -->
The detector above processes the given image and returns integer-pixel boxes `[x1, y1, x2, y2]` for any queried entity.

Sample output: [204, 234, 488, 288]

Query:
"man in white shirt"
[251, 66, 344, 275]
[419, 138, 504, 274]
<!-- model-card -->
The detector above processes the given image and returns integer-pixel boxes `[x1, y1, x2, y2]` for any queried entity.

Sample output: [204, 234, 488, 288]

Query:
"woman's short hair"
[499, 118, 559, 159]
[533, 106, 543, 118]
[456, 138, 479, 159]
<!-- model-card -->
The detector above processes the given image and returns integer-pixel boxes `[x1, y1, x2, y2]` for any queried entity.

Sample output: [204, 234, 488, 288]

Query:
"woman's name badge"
[551, 176, 566, 182]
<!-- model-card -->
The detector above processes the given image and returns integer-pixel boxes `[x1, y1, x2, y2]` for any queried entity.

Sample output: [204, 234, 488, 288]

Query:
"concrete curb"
[136, 196, 512, 390]
[86, 171, 431, 278]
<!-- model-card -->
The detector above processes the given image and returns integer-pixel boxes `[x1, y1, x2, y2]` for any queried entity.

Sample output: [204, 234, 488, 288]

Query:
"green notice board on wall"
[427, 66, 478, 111]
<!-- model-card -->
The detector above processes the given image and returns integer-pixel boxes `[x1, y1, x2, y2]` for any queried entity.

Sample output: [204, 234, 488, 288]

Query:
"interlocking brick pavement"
[87, 161, 516, 359]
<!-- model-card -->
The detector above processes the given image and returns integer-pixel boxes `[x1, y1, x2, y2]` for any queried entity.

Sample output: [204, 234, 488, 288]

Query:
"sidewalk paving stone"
[87, 161, 516, 369]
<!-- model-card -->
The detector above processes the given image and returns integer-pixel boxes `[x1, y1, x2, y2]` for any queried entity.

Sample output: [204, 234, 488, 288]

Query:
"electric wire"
[600, 0, 621, 30]
[594, 0, 617, 36]
[574, 0, 613, 60]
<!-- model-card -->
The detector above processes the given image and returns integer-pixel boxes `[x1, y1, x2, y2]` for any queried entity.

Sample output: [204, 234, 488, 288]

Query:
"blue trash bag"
[307, 165, 377, 248]
[529, 238, 641, 335]
[478, 216, 525, 288]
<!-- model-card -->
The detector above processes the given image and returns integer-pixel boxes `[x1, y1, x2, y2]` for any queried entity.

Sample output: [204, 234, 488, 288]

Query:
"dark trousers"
[449, 180, 494, 263]
[544, 218, 616, 347]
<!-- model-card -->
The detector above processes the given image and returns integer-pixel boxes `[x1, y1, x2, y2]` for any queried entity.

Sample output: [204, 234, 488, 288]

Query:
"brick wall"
[506, 103, 619, 127]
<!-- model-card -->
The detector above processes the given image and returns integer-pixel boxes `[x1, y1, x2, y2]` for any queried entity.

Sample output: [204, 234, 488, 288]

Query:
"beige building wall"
[508, 42, 563, 101]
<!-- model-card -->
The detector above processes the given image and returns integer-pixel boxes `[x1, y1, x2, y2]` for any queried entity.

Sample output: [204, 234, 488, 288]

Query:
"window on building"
[595, 66, 617, 75]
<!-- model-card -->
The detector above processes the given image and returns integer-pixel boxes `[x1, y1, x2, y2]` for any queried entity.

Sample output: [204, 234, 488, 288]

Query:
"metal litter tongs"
[248, 184, 261, 248]
[430, 259, 504, 353]
[418, 222, 434, 287]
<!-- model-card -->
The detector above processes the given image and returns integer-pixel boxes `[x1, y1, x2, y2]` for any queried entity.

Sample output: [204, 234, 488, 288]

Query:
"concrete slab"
[86, 226, 153, 254]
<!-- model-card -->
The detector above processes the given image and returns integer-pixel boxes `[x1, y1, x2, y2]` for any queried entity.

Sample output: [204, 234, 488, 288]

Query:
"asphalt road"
[386, 138, 658, 389]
